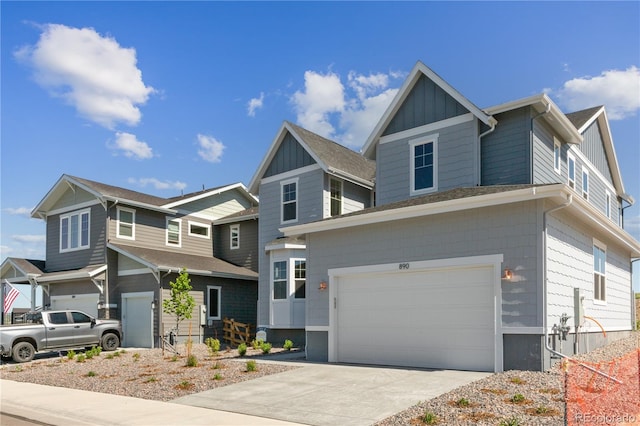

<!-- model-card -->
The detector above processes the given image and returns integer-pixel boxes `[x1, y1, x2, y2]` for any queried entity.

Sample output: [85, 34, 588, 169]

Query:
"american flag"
[3, 281, 20, 313]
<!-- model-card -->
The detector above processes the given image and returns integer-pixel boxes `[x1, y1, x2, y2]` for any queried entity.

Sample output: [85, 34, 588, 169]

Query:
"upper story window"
[567, 153, 576, 190]
[294, 260, 306, 299]
[188, 221, 210, 239]
[553, 138, 561, 174]
[116, 207, 135, 240]
[582, 169, 589, 200]
[60, 209, 90, 252]
[593, 242, 606, 302]
[230, 224, 240, 249]
[281, 178, 298, 223]
[273, 261, 287, 300]
[605, 191, 612, 220]
[166, 218, 181, 247]
[330, 178, 342, 217]
[410, 135, 438, 195]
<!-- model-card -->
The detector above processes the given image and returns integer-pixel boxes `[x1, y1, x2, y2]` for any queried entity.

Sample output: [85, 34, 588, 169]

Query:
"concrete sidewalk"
[173, 361, 490, 426]
[0, 379, 303, 426]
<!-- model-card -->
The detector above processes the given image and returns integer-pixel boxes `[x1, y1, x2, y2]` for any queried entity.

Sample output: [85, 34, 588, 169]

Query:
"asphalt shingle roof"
[565, 106, 602, 130]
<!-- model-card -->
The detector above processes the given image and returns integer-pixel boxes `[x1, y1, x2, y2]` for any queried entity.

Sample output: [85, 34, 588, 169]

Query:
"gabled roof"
[1, 257, 45, 282]
[164, 183, 258, 209]
[248, 121, 376, 194]
[108, 243, 258, 280]
[565, 106, 628, 201]
[214, 206, 259, 225]
[362, 61, 496, 158]
[485, 94, 583, 145]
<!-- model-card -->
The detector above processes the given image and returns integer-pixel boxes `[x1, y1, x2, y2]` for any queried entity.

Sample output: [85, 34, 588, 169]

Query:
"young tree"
[163, 268, 196, 333]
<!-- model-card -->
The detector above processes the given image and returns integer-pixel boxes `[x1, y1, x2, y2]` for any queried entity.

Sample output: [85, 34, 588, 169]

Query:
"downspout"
[104, 200, 118, 319]
[477, 120, 496, 185]
[542, 194, 622, 383]
[530, 103, 551, 183]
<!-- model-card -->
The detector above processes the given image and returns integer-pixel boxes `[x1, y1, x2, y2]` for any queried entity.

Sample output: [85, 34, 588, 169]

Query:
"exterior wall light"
[502, 269, 513, 280]
[319, 281, 327, 291]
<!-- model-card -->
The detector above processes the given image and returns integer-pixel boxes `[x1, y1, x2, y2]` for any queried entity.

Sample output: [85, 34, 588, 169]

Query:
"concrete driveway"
[172, 359, 490, 426]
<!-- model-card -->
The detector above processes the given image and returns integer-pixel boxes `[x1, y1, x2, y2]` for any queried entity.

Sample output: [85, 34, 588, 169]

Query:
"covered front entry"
[329, 255, 502, 372]
[122, 292, 154, 348]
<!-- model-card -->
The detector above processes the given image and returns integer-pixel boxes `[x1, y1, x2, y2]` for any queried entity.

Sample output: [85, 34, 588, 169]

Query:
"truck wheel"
[101, 333, 120, 351]
[12, 341, 35, 363]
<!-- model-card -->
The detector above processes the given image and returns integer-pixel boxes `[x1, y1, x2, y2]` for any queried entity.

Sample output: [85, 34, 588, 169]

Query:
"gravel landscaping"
[1, 333, 638, 425]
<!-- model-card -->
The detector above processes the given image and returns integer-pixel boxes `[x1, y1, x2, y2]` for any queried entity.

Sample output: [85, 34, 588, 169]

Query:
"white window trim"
[330, 178, 343, 217]
[272, 259, 288, 301]
[553, 137, 561, 174]
[605, 191, 612, 220]
[409, 134, 439, 196]
[166, 217, 182, 247]
[567, 153, 576, 190]
[188, 221, 210, 239]
[582, 168, 589, 200]
[116, 207, 136, 240]
[593, 239, 606, 305]
[230, 224, 240, 250]
[281, 177, 299, 224]
[207, 285, 222, 320]
[293, 258, 306, 299]
[59, 208, 91, 253]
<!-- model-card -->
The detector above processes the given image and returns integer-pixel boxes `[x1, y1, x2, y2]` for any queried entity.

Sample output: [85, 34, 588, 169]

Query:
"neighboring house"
[248, 121, 376, 344]
[251, 61, 640, 372]
[0, 175, 259, 347]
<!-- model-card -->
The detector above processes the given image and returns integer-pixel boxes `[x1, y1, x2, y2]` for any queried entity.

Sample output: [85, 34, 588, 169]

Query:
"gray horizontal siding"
[532, 119, 563, 185]
[214, 220, 259, 272]
[46, 204, 106, 271]
[383, 74, 469, 135]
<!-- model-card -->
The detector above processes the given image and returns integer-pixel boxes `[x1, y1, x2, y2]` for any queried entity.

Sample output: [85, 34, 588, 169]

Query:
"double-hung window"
[582, 169, 589, 200]
[116, 207, 135, 240]
[230, 224, 240, 249]
[553, 138, 561, 174]
[60, 209, 90, 252]
[207, 285, 221, 320]
[330, 178, 342, 217]
[281, 179, 298, 223]
[273, 261, 287, 300]
[410, 135, 438, 195]
[166, 218, 181, 247]
[294, 260, 306, 299]
[567, 153, 576, 189]
[593, 243, 606, 302]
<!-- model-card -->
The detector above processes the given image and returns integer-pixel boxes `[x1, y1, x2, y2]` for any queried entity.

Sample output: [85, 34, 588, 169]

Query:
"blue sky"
[2, 1, 639, 307]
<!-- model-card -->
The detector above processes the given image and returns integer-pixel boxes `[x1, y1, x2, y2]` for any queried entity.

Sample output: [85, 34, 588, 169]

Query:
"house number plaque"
[398, 263, 410, 270]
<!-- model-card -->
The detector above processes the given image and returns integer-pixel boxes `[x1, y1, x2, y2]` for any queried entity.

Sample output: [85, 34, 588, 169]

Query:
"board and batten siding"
[382, 74, 469, 136]
[546, 210, 632, 330]
[46, 204, 107, 271]
[579, 120, 614, 185]
[264, 132, 316, 178]
[481, 107, 530, 186]
[376, 118, 479, 205]
[304, 201, 541, 328]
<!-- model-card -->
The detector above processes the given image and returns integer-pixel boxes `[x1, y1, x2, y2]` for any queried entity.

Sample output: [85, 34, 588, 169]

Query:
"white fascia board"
[37, 266, 106, 283]
[326, 168, 374, 189]
[102, 196, 177, 214]
[156, 265, 258, 281]
[595, 111, 626, 198]
[107, 243, 159, 272]
[214, 213, 259, 225]
[31, 175, 104, 219]
[162, 183, 258, 209]
[283, 185, 568, 236]
[265, 242, 306, 252]
[379, 113, 474, 145]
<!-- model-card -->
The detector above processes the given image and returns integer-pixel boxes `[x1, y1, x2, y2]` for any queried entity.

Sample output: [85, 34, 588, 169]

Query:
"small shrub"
[76, 354, 86, 363]
[237, 343, 247, 356]
[211, 361, 222, 370]
[144, 377, 158, 383]
[66, 350, 76, 360]
[120, 349, 127, 354]
[421, 411, 438, 424]
[499, 417, 522, 426]
[246, 360, 257, 372]
[205, 338, 221, 355]
[510, 377, 525, 385]
[85, 346, 101, 359]
[283, 339, 293, 351]
[86, 371, 97, 377]
[213, 373, 223, 380]
[252, 339, 263, 350]
[261, 342, 272, 354]
[13, 365, 23, 372]
[132, 353, 140, 362]
[176, 380, 193, 390]
[113, 351, 121, 357]
[105, 353, 114, 360]
[539, 388, 560, 395]
[170, 354, 178, 362]
[456, 397, 470, 407]
[509, 394, 525, 404]
[185, 354, 198, 367]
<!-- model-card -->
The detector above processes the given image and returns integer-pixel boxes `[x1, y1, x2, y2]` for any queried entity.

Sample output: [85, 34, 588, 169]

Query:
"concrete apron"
[172, 360, 491, 426]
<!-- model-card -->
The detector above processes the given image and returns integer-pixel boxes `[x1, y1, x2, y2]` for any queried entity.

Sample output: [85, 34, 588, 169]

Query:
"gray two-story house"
[252, 61, 640, 372]
[1, 175, 259, 347]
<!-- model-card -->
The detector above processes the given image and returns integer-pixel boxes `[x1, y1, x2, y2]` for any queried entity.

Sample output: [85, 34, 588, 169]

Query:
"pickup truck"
[0, 310, 122, 363]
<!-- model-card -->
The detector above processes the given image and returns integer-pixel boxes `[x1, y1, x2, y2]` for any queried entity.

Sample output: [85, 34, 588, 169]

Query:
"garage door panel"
[336, 265, 495, 371]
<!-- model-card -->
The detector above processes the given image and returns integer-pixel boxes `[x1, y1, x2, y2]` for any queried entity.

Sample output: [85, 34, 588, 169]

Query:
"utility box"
[199, 305, 207, 326]
[574, 288, 584, 330]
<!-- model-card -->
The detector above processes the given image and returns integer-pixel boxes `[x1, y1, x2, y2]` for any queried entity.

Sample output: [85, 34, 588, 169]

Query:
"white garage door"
[335, 265, 496, 371]
[122, 292, 153, 348]
[51, 294, 99, 317]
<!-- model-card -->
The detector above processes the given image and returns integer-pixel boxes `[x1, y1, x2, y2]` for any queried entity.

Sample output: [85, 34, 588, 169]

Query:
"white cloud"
[290, 68, 402, 148]
[127, 177, 187, 191]
[111, 132, 153, 159]
[12, 234, 46, 243]
[247, 92, 264, 117]
[554, 66, 640, 120]
[15, 23, 155, 128]
[197, 133, 225, 163]
[4, 207, 33, 217]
